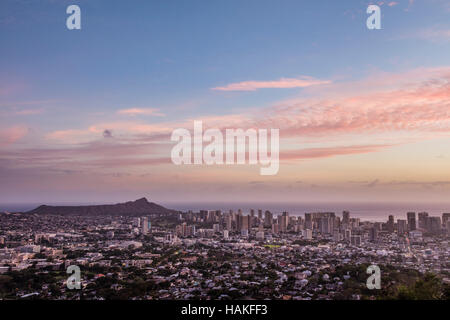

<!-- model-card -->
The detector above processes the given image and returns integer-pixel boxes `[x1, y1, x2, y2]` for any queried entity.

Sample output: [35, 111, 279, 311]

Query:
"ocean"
[2, 201, 449, 222]
[165, 201, 449, 222]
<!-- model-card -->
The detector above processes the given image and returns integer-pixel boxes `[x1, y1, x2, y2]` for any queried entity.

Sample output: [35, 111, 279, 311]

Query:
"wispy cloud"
[256, 67, 450, 139]
[349, 179, 450, 189]
[14, 108, 44, 116]
[212, 77, 331, 92]
[10, 66, 450, 176]
[46, 121, 174, 143]
[0, 107, 44, 117]
[282, 144, 394, 161]
[417, 28, 450, 42]
[0, 139, 171, 172]
[117, 108, 165, 116]
[0, 126, 28, 146]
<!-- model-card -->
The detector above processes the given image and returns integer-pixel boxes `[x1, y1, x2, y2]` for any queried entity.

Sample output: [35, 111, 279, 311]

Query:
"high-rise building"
[407, 212, 416, 231]
[272, 223, 279, 234]
[418, 212, 429, 229]
[342, 211, 350, 225]
[258, 209, 263, 220]
[141, 217, 149, 234]
[249, 209, 255, 227]
[305, 213, 312, 230]
[280, 212, 289, 233]
[387, 215, 394, 233]
[225, 214, 232, 231]
[215, 210, 221, 222]
[207, 210, 216, 222]
[236, 212, 242, 231]
[296, 217, 304, 231]
[397, 219, 407, 235]
[241, 215, 249, 232]
[264, 210, 273, 228]
[277, 215, 283, 232]
[426, 217, 441, 235]
[442, 213, 450, 228]
[318, 217, 333, 234]
[311, 212, 335, 232]
[369, 227, 378, 242]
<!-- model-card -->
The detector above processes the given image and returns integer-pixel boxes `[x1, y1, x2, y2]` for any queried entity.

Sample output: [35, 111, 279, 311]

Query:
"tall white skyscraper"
[141, 216, 149, 234]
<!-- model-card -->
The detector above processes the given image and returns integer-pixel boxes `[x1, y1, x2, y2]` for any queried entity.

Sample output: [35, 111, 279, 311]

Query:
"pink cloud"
[46, 129, 96, 143]
[14, 108, 44, 116]
[46, 121, 176, 143]
[212, 77, 331, 91]
[0, 126, 28, 146]
[117, 108, 165, 116]
[251, 67, 450, 139]
[13, 66, 450, 172]
[282, 144, 394, 161]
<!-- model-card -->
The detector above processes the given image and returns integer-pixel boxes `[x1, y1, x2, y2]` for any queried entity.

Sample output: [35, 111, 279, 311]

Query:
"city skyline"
[1, 0, 450, 204]
[1, 196, 449, 300]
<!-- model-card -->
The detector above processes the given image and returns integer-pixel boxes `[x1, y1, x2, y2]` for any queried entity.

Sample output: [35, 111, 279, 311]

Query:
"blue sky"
[2, 0, 449, 120]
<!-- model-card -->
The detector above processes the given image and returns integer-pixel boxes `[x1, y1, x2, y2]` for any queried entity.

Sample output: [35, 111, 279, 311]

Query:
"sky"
[1, 0, 450, 205]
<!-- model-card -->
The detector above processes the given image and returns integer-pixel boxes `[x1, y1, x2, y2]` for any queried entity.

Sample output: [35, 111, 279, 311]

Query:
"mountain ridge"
[26, 197, 178, 216]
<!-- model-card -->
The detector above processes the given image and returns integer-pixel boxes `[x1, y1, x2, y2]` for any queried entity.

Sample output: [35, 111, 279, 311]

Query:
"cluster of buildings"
[0, 208, 449, 300]
[174, 209, 450, 244]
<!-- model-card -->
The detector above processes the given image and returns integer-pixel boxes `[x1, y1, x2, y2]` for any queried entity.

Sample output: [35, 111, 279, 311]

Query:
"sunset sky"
[1, 0, 450, 204]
